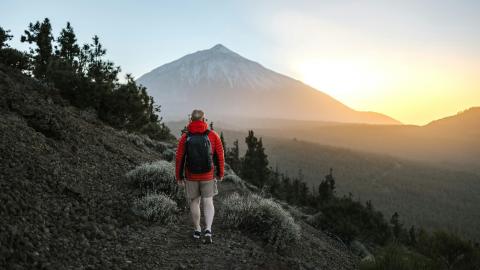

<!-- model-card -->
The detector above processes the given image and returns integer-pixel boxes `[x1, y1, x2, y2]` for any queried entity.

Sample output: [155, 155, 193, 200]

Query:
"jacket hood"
[187, 120, 208, 134]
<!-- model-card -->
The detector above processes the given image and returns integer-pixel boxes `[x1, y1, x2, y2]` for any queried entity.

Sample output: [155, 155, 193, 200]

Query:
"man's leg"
[202, 196, 214, 232]
[190, 196, 201, 232]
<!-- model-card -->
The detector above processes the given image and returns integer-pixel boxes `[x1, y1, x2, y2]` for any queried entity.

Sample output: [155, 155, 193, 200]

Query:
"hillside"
[425, 107, 480, 135]
[0, 65, 357, 269]
[167, 121, 480, 242]
[200, 109, 480, 174]
[137, 44, 399, 125]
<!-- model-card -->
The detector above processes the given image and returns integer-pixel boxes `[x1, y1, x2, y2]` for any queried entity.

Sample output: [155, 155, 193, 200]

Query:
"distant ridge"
[425, 107, 480, 133]
[137, 44, 400, 124]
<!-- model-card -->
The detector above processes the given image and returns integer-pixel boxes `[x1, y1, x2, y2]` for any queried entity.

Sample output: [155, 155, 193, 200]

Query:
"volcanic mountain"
[137, 44, 400, 124]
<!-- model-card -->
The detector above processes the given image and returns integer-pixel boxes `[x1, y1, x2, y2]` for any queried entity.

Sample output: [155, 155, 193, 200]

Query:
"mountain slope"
[137, 44, 400, 124]
[0, 65, 356, 269]
[425, 107, 480, 136]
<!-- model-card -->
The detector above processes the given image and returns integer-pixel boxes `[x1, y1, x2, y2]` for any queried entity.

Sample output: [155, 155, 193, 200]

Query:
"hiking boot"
[193, 230, 201, 240]
[203, 229, 213, 244]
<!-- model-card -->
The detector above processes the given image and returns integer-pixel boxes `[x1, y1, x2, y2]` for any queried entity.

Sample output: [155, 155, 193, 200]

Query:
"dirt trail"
[124, 213, 278, 270]
[118, 183, 357, 270]
[122, 189, 297, 270]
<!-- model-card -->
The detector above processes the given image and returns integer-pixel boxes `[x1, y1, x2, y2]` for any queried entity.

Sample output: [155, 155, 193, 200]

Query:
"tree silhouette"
[0, 27, 29, 70]
[318, 168, 336, 205]
[0, 27, 13, 49]
[390, 212, 403, 242]
[56, 22, 80, 65]
[226, 139, 240, 173]
[409, 225, 417, 246]
[220, 131, 226, 150]
[241, 130, 258, 183]
[21, 18, 54, 79]
[240, 131, 270, 187]
[255, 138, 270, 186]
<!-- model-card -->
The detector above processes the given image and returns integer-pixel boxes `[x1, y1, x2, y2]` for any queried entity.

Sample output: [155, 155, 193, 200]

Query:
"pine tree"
[231, 139, 240, 171]
[297, 168, 304, 181]
[241, 130, 258, 183]
[255, 138, 269, 187]
[226, 139, 240, 173]
[292, 178, 301, 205]
[269, 165, 281, 198]
[0, 27, 13, 49]
[56, 22, 80, 65]
[220, 131, 226, 150]
[409, 225, 417, 246]
[99, 74, 154, 131]
[21, 18, 54, 79]
[0, 26, 29, 70]
[240, 131, 270, 187]
[299, 181, 309, 205]
[85, 35, 119, 86]
[318, 168, 336, 205]
[366, 200, 373, 211]
[325, 168, 336, 192]
[390, 212, 403, 242]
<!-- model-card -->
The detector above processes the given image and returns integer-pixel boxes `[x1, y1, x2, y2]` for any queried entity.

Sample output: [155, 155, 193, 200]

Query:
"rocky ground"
[0, 65, 357, 269]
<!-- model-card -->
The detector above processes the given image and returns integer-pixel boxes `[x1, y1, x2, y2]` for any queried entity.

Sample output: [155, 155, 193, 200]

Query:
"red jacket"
[175, 120, 224, 181]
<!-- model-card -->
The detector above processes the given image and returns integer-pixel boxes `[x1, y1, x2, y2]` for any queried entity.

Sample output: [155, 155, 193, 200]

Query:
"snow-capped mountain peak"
[140, 44, 286, 91]
[209, 43, 234, 54]
[136, 44, 400, 124]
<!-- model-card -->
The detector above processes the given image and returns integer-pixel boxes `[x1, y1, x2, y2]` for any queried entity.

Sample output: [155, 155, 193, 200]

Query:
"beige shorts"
[185, 179, 218, 199]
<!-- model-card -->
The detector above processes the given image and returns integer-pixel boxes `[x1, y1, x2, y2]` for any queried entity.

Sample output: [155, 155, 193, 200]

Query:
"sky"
[2, 0, 479, 125]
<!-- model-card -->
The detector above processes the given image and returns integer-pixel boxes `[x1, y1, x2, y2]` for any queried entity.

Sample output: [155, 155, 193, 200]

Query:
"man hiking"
[175, 109, 224, 244]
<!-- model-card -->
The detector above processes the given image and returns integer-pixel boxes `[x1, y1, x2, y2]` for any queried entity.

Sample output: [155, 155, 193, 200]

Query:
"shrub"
[126, 160, 181, 199]
[218, 193, 301, 250]
[118, 130, 168, 153]
[126, 160, 174, 190]
[120, 130, 146, 146]
[223, 173, 245, 186]
[161, 149, 175, 162]
[132, 193, 178, 223]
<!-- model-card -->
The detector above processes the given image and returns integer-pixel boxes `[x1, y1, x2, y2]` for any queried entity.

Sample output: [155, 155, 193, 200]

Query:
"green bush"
[223, 173, 245, 187]
[127, 160, 175, 190]
[126, 160, 183, 202]
[218, 193, 301, 250]
[118, 130, 167, 153]
[161, 148, 175, 162]
[132, 193, 178, 223]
